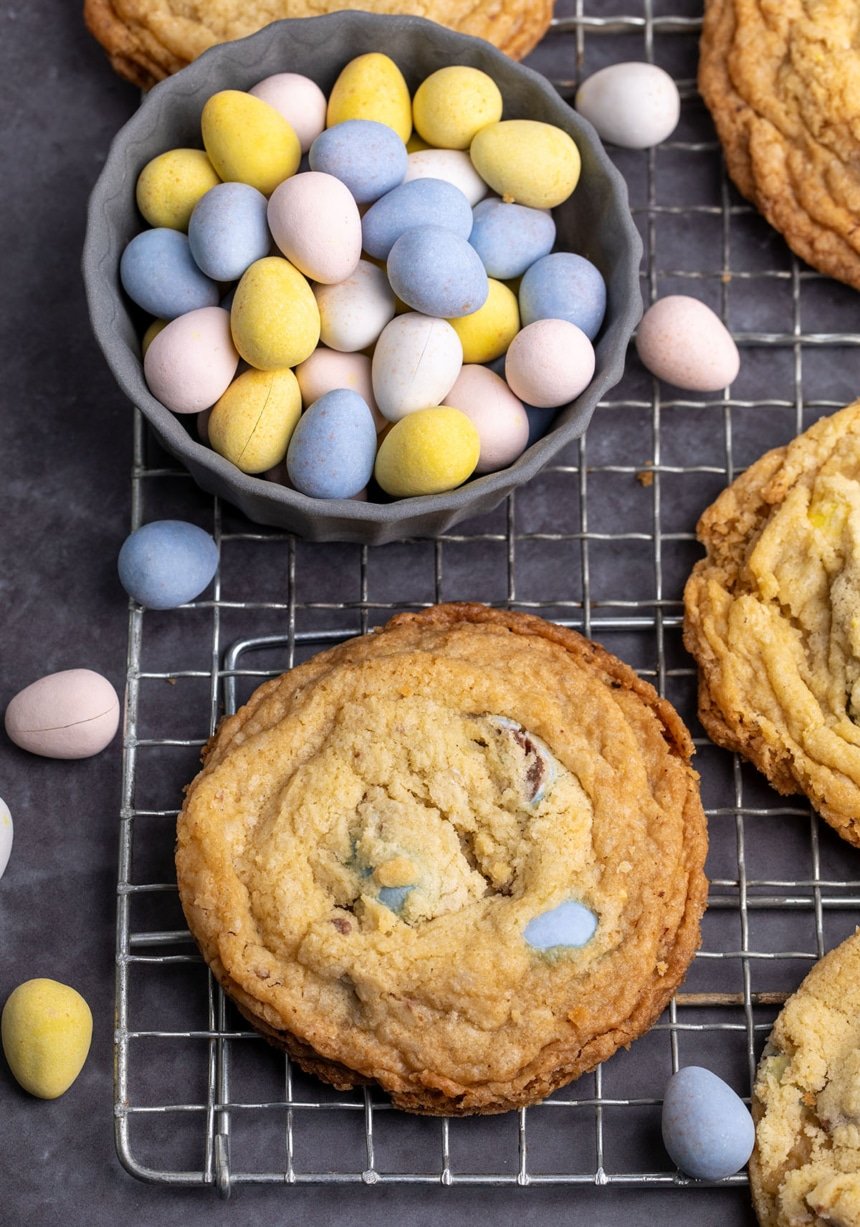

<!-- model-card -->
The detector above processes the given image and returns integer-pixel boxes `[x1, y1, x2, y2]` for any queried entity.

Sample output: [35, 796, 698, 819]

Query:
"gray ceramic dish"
[83, 12, 642, 545]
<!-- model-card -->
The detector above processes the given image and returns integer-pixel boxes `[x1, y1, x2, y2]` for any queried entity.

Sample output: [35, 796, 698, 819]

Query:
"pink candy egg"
[267, 172, 362, 285]
[446, 365, 529, 474]
[249, 73, 327, 153]
[144, 306, 239, 414]
[505, 319, 595, 408]
[5, 669, 120, 759]
[635, 295, 740, 391]
[294, 348, 386, 432]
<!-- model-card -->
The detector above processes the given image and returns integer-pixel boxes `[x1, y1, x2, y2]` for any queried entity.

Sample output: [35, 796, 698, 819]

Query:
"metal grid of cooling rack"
[114, 0, 860, 1201]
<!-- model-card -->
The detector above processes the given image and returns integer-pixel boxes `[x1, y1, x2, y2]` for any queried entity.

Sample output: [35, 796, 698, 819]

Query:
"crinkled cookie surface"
[176, 604, 708, 1115]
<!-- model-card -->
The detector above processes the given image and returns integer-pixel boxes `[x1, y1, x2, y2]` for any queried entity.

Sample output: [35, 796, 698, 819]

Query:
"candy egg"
[230, 257, 320, 370]
[412, 66, 503, 150]
[524, 403, 559, 446]
[388, 226, 488, 318]
[286, 389, 377, 499]
[267, 171, 362, 284]
[249, 73, 327, 153]
[662, 1067, 755, 1180]
[141, 318, 167, 357]
[445, 365, 528, 474]
[524, 900, 597, 950]
[636, 296, 740, 391]
[117, 520, 219, 609]
[468, 198, 556, 280]
[372, 313, 462, 422]
[144, 306, 239, 414]
[0, 797, 13, 881]
[314, 259, 396, 352]
[471, 120, 581, 209]
[120, 229, 219, 320]
[201, 89, 301, 195]
[187, 182, 270, 282]
[519, 252, 607, 340]
[576, 62, 681, 149]
[374, 406, 480, 497]
[5, 670, 119, 759]
[402, 149, 488, 206]
[506, 319, 595, 408]
[135, 148, 220, 231]
[448, 279, 519, 363]
[309, 119, 407, 204]
[361, 178, 473, 260]
[326, 53, 412, 143]
[1, 979, 93, 1099]
[295, 348, 386, 432]
[209, 368, 301, 473]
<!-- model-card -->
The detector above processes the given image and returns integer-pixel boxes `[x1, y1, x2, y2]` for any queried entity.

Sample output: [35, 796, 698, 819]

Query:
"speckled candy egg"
[135, 148, 220, 231]
[448, 279, 519, 364]
[445, 365, 529, 474]
[249, 73, 327, 153]
[209, 368, 302, 473]
[188, 182, 270, 282]
[5, 670, 119, 759]
[120, 229, 219, 320]
[201, 90, 301, 195]
[412, 65, 503, 150]
[230, 257, 320, 370]
[2, 979, 92, 1099]
[144, 306, 239, 414]
[505, 319, 595, 408]
[309, 120, 407, 204]
[471, 120, 581, 209]
[372, 313, 462, 422]
[361, 178, 473, 260]
[326, 53, 412, 143]
[576, 62, 681, 149]
[314, 259, 396, 352]
[388, 226, 488, 318]
[267, 171, 362, 284]
[519, 252, 607, 341]
[374, 406, 480, 497]
[402, 149, 488, 206]
[662, 1067, 755, 1180]
[295, 348, 385, 432]
[635, 295, 740, 391]
[468, 198, 556, 280]
[118, 520, 219, 609]
[286, 389, 377, 499]
[0, 797, 13, 882]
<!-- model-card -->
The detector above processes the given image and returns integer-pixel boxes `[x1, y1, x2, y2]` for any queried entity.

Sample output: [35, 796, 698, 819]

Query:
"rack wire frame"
[114, 1, 860, 1200]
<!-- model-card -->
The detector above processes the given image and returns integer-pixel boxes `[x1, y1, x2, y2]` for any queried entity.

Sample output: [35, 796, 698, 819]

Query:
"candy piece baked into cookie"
[750, 929, 860, 1227]
[699, 0, 860, 292]
[176, 603, 708, 1115]
[684, 400, 860, 848]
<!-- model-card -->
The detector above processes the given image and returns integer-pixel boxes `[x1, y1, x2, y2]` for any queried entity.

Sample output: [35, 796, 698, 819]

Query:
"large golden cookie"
[684, 400, 860, 848]
[750, 929, 860, 1227]
[699, 0, 860, 292]
[176, 604, 707, 1115]
[84, 0, 554, 89]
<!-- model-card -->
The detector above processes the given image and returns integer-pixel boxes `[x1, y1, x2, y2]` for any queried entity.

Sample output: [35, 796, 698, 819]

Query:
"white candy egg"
[575, 62, 681, 149]
[295, 348, 386, 432]
[445, 365, 529, 474]
[402, 149, 489, 206]
[0, 797, 12, 881]
[249, 73, 327, 153]
[5, 669, 120, 760]
[635, 295, 740, 391]
[314, 260, 396, 352]
[372, 313, 463, 423]
[267, 171, 362, 285]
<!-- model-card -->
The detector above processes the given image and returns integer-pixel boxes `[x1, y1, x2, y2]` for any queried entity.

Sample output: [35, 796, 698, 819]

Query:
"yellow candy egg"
[208, 368, 301, 473]
[326, 53, 412, 143]
[470, 120, 581, 209]
[135, 149, 220, 231]
[231, 257, 320, 370]
[448, 279, 520, 363]
[374, 406, 480, 497]
[141, 318, 168, 357]
[201, 91, 301, 196]
[406, 132, 430, 153]
[413, 66, 503, 150]
[2, 978, 92, 1099]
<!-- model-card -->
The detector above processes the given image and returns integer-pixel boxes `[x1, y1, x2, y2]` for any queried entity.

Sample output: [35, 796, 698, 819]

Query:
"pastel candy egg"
[388, 226, 488, 318]
[118, 520, 218, 609]
[209, 368, 301, 473]
[141, 318, 167, 357]
[120, 229, 219, 320]
[201, 90, 301, 196]
[524, 900, 597, 950]
[403, 149, 488, 206]
[524, 403, 559, 446]
[448, 278, 519, 364]
[662, 1067, 755, 1180]
[188, 182, 270, 282]
[361, 178, 473, 260]
[412, 66, 503, 150]
[1, 979, 93, 1099]
[144, 306, 239, 414]
[249, 73, 327, 153]
[445, 365, 528, 474]
[519, 252, 607, 341]
[309, 120, 407, 204]
[267, 172, 362, 285]
[469, 198, 556, 280]
[471, 120, 581, 209]
[576, 62, 680, 149]
[231, 257, 320, 370]
[372, 313, 462, 423]
[505, 319, 595, 408]
[326, 53, 412, 143]
[314, 259, 396, 352]
[286, 389, 377, 499]
[0, 797, 13, 882]
[635, 295, 740, 391]
[5, 669, 119, 759]
[295, 349, 385, 432]
[374, 406, 480, 497]
[135, 148, 220, 231]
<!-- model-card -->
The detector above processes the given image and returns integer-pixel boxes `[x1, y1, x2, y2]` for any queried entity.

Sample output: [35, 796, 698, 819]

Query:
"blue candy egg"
[120, 228, 219, 320]
[188, 182, 271, 282]
[286, 389, 376, 499]
[468, 198, 556, 279]
[361, 178, 473, 259]
[378, 885, 413, 913]
[524, 404, 559, 447]
[524, 900, 597, 950]
[519, 252, 607, 341]
[388, 226, 488, 318]
[309, 120, 407, 205]
[662, 1067, 755, 1180]
[118, 520, 219, 610]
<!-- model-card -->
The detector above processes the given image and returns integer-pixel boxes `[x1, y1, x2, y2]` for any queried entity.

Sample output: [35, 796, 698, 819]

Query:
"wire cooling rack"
[114, 0, 860, 1201]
